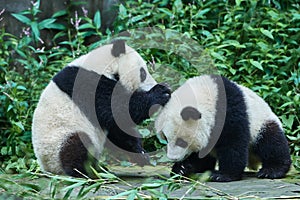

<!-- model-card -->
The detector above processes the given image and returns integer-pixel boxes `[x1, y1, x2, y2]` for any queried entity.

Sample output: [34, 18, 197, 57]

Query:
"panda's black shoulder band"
[53, 66, 79, 98]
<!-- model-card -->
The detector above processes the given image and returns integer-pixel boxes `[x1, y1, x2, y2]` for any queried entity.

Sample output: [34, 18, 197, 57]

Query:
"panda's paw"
[148, 83, 171, 106]
[131, 150, 151, 167]
[257, 167, 286, 179]
[171, 162, 193, 177]
[210, 171, 242, 182]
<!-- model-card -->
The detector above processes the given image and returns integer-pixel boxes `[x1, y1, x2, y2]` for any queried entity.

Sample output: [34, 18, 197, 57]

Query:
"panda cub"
[32, 40, 171, 177]
[155, 75, 291, 182]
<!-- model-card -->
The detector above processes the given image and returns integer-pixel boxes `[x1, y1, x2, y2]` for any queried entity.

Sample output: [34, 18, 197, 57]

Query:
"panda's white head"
[155, 76, 219, 161]
[69, 40, 156, 91]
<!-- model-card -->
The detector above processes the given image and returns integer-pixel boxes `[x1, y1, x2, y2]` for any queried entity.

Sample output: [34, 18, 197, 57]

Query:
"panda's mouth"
[167, 144, 191, 161]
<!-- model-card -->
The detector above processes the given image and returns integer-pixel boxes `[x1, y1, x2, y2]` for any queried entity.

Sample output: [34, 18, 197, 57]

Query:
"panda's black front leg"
[106, 126, 150, 166]
[130, 83, 171, 124]
[211, 145, 248, 182]
[171, 153, 216, 177]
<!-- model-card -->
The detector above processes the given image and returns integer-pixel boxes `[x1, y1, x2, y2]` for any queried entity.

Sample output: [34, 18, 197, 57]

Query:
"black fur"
[172, 153, 216, 176]
[59, 132, 96, 177]
[254, 120, 291, 179]
[52, 66, 79, 97]
[53, 66, 171, 176]
[171, 75, 291, 182]
[140, 67, 147, 82]
[111, 40, 126, 57]
[180, 106, 202, 121]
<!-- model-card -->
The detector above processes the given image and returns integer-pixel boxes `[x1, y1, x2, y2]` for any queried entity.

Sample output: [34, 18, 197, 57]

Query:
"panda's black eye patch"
[140, 67, 147, 82]
[175, 138, 188, 148]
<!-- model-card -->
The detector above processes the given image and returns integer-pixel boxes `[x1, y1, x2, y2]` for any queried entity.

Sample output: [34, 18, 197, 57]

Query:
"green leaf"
[62, 181, 85, 191]
[19, 183, 41, 192]
[141, 182, 162, 189]
[130, 15, 147, 23]
[139, 128, 150, 137]
[97, 172, 117, 179]
[110, 190, 136, 199]
[78, 23, 94, 30]
[158, 8, 173, 17]
[280, 115, 295, 129]
[14, 121, 25, 131]
[11, 13, 31, 25]
[292, 13, 300, 21]
[194, 8, 211, 19]
[17, 85, 27, 90]
[52, 10, 67, 18]
[219, 40, 246, 48]
[235, 0, 242, 6]
[250, 59, 263, 70]
[280, 102, 294, 108]
[127, 190, 137, 200]
[7, 105, 13, 112]
[267, 10, 279, 20]
[31, 21, 40, 40]
[44, 23, 66, 30]
[174, 0, 183, 10]
[119, 4, 127, 18]
[260, 28, 274, 40]
[210, 51, 225, 61]
[39, 18, 56, 29]
[93, 10, 101, 29]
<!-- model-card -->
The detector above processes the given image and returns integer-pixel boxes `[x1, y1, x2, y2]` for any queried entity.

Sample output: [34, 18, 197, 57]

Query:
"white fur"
[32, 81, 106, 174]
[70, 44, 156, 92]
[155, 75, 282, 162]
[238, 85, 282, 142]
[32, 43, 156, 174]
[155, 75, 218, 161]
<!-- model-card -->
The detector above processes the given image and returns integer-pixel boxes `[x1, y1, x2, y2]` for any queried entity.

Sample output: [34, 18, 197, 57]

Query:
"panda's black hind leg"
[253, 120, 291, 179]
[59, 132, 98, 178]
[171, 153, 216, 177]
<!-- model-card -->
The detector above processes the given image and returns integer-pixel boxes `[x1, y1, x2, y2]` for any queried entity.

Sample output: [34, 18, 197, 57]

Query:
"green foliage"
[0, 0, 108, 174]
[0, 0, 299, 185]
[0, 0, 299, 198]
[114, 0, 300, 166]
[11, 0, 65, 44]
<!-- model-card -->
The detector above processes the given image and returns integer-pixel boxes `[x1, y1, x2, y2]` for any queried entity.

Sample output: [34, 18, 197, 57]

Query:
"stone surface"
[0, 166, 299, 199]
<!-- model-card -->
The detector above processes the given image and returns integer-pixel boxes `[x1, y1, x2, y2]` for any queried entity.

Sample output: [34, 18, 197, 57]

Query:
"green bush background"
[0, 0, 299, 174]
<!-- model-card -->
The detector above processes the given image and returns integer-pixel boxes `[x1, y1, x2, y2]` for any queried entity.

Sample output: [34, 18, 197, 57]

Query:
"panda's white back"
[238, 85, 283, 142]
[32, 81, 106, 174]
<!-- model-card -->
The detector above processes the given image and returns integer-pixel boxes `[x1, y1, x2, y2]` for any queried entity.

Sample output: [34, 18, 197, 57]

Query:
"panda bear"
[32, 40, 171, 177]
[155, 75, 291, 182]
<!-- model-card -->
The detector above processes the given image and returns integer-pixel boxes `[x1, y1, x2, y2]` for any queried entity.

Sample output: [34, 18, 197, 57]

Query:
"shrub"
[113, 0, 300, 168]
[0, 0, 299, 173]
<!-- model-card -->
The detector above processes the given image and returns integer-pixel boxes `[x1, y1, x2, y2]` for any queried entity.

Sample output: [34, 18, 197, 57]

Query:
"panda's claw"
[257, 167, 286, 179]
[210, 171, 242, 182]
[171, 162, 193, 177]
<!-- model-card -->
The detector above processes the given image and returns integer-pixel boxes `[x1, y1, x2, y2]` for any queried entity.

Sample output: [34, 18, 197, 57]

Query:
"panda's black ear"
[111, 40, 126, 57]
[111, 31, 130, 57]
[181, 106, 201, 121]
